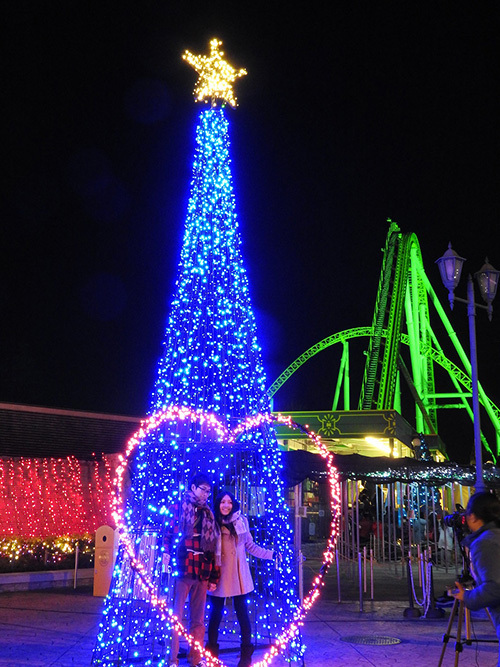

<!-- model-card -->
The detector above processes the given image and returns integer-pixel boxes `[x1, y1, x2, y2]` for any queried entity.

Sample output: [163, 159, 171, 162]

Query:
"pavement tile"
[0, 583, 498, 666]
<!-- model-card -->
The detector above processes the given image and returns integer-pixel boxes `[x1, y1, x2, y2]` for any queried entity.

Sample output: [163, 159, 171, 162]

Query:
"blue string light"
[91, 108, 302, 666]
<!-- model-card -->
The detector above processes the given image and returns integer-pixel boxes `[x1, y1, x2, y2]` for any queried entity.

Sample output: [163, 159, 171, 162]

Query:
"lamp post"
[436, 243, 499, 493]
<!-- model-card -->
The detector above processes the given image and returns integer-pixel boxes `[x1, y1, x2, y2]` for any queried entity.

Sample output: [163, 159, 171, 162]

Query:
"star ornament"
[183, 38, 247, 108]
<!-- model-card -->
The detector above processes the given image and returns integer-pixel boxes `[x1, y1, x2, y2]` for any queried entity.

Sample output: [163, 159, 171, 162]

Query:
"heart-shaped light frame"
[111, 406, 340, 667]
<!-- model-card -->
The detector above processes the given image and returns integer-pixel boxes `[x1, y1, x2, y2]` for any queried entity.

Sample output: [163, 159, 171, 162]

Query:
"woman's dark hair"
[213, 491, 240, 540]
[466, 492, 500, 526]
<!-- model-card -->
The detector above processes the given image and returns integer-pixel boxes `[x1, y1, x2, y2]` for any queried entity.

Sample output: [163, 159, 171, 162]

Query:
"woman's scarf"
[180, 490, 217, 553]
[215, 510, 247, 565]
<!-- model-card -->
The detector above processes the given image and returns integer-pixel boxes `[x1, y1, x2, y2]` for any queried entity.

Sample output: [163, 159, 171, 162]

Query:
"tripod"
[438, 598, 471, 666]
[438, 598, 497, 666]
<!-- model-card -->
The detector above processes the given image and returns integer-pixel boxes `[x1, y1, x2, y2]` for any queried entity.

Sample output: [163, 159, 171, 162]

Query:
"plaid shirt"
[178, 534, 220, 584]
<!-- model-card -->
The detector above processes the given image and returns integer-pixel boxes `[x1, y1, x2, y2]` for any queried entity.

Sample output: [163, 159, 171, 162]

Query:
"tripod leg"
[486, 607, 496, 630]
[464, 606, 472, 645]
[438, 599, 459, 667]
[454, 601, 465, 667]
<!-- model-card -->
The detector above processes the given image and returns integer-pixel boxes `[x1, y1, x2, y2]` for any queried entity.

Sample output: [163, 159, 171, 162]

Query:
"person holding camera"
[451, 491, 500, 665]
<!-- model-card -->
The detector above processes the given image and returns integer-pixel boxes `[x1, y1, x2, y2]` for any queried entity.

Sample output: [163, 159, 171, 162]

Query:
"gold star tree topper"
[182, 38, 247, 108]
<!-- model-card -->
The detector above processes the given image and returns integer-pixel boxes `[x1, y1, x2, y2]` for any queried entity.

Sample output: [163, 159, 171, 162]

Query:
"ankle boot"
[205, 642, 219, 659]
[237, 644, 254, 667]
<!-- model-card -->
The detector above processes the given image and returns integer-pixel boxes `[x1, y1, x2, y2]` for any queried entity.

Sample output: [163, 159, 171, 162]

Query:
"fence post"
[403, 553, 421, 618]
[73, 541, 79, 590]
[358, 551, 363, 612]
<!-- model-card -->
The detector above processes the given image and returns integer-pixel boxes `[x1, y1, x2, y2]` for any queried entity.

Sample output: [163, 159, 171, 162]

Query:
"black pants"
[208, 594, 251, 646]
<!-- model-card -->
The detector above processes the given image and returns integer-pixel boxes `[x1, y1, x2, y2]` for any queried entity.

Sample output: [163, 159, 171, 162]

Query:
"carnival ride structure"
[268, 221, 500, 463]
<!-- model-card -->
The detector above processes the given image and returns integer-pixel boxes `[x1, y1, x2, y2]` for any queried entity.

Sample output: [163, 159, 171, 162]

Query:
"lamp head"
[475, 258, 499, 320]
[436, 242, 466, 309]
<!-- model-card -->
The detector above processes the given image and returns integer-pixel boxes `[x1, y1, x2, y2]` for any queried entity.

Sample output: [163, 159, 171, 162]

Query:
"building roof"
[274, 409, 447, 459]
[0, 403, 140, 460]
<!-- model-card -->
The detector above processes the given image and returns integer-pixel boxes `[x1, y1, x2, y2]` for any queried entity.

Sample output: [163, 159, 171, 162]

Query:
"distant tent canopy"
[280, 450, 500, 488]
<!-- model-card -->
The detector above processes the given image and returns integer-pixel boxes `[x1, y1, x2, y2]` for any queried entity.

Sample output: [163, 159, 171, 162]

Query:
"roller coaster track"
[357, 223, 437, 425]
[267, 221, 500, 460]
[267, 326, 500, 460]
[267, 326, 373, 397]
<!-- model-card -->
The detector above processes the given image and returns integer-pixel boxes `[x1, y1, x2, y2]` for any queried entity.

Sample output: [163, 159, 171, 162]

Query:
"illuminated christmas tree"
[92, 39, 301, 666]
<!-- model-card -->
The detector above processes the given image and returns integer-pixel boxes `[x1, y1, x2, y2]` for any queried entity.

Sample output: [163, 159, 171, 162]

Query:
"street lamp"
[436, 243, 499, 493]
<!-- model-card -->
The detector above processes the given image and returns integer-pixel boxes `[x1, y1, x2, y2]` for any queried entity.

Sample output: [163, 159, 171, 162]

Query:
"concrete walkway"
[0, 587, 498, 666]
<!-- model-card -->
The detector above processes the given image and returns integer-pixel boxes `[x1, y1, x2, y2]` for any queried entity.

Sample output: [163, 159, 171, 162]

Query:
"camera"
[443, 504, 465, 529]
[442, 504, 473, 581]
[446, 574, 474, 596]
[443, 504, 470, 542]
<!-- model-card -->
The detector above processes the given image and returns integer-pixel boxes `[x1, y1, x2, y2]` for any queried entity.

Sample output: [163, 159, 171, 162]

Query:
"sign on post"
[94, 525, 119, 597]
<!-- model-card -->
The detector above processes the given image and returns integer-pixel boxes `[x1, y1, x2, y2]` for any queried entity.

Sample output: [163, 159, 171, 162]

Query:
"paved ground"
[0, 570, 498, 666]
[0, 587, 100, 666]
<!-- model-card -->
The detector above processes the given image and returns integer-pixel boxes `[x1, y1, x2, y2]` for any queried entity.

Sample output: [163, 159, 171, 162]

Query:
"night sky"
[4, 3, 500, 463]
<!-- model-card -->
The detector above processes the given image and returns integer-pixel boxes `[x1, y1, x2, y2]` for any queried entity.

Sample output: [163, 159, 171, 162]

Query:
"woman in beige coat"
[206, 491, 275, 667]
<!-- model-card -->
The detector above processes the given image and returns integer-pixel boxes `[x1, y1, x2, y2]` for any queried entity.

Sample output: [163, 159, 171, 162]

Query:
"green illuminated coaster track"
[267, 221, 500, 461]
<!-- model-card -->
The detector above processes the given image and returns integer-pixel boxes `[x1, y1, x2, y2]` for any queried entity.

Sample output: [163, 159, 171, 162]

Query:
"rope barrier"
[407, 549, 432, 610]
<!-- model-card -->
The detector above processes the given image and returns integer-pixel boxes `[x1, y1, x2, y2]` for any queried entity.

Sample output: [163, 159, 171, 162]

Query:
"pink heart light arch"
[111, 406, 341, 667]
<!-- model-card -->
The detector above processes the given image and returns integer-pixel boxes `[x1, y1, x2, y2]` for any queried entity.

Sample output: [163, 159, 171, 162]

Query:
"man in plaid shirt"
[169, 473, 220, 667]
